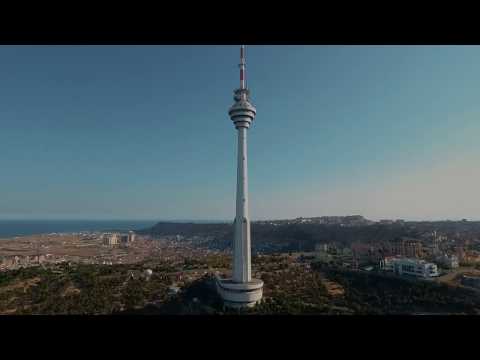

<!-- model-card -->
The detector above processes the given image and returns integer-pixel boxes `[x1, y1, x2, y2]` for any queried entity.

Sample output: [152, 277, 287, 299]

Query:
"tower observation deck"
[216, 45, 264, 308]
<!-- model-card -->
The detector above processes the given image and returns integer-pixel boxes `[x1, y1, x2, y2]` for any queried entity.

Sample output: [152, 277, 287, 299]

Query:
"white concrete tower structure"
[216, 45, 263, 308]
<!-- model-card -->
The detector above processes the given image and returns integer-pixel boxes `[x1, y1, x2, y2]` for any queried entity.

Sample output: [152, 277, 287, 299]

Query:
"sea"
[0, 219, 229, 239]
[0, 220, 158, 238]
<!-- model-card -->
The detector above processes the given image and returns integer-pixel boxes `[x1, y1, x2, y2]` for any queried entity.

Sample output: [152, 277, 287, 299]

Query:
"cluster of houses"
[0, 254, 60, 270]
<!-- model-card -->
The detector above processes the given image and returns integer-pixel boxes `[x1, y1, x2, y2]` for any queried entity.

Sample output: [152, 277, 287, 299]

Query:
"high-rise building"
[103, 233, 119, 246]
[389, 238, 423, 258]
[216, 45, 264, 308]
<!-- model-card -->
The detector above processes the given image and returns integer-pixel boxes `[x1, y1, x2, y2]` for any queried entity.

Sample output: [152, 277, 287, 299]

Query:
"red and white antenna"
[240, 45, 246, 90]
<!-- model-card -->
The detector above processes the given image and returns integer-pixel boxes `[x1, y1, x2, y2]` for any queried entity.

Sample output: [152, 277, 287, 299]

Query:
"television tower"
[216, 45, 263, 308]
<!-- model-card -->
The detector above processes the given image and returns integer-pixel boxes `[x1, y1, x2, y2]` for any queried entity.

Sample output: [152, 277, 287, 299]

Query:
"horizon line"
[0, 216, 479, 223]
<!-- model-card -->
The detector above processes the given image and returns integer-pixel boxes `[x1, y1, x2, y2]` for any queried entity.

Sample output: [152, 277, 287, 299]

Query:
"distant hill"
[140, 218, 480, 253]
[139, 222, 231, 237]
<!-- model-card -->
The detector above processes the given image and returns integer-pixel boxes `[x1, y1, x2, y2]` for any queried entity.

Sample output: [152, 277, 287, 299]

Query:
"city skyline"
[1, 45, 480, 221]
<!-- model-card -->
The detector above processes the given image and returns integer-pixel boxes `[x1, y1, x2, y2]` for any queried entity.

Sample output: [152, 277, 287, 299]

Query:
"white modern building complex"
[216, 46, 263, 308]
[380, 256, 439, 278]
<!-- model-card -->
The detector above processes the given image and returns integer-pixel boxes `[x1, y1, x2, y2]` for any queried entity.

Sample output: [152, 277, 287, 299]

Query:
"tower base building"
[216, 276, 263, 308]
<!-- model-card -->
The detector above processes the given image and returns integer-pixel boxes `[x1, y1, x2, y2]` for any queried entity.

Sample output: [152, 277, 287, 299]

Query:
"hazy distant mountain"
[140, 217, 480, 253]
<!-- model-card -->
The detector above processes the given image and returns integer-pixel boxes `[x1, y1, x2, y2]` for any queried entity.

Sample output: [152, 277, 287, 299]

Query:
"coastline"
[0, 219, 157, 239]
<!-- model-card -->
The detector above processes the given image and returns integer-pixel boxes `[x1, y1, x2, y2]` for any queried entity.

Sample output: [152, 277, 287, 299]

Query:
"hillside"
[3, 256, 480, 315]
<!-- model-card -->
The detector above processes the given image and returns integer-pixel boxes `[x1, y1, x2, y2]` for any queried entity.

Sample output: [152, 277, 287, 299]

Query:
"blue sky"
[1, 45, 479, 221]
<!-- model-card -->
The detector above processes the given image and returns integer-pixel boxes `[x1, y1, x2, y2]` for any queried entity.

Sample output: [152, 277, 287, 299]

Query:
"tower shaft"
[233, 126, 251, 283]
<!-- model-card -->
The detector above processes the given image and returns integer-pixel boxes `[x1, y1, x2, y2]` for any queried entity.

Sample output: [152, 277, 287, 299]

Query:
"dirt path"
[322, 279, 345, 297]
[436, 267, 480, 286]
[0, 277, 42, 294]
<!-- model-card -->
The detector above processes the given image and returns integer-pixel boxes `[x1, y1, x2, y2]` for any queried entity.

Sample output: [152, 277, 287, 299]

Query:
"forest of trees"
[313, 264, 480, 314]
[3, 260, 480, 315]
[0, 263, 173, 315]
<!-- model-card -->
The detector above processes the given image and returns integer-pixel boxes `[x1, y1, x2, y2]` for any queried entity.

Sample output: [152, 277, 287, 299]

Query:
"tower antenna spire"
[240, 45, 246, 90]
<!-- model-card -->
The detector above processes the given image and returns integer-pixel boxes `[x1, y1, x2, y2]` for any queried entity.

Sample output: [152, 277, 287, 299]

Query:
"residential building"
[436, 254, 459, 269]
